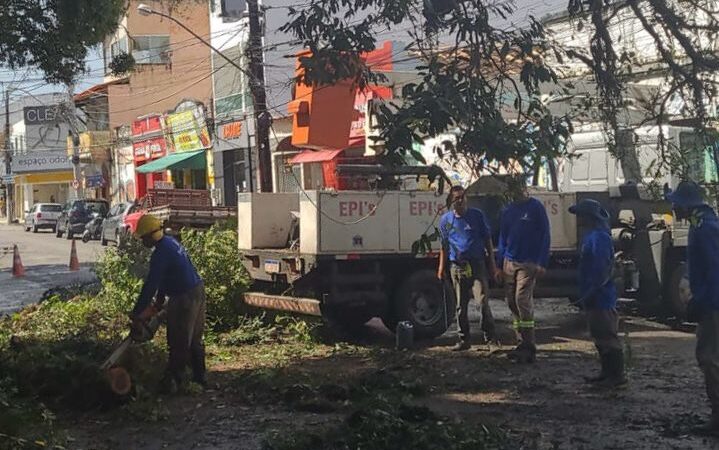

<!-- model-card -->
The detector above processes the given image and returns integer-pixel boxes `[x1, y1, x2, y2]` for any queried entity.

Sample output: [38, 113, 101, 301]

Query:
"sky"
[0, 0, 570, 105]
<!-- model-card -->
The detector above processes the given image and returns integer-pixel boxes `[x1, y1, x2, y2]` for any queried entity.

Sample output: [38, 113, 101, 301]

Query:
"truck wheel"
[667, 262, 690, 320]
[395, 270, 454, 339]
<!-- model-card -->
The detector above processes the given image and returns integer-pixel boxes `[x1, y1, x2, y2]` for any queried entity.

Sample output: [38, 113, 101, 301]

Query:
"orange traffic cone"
[69, 239, 80, 271]
[12, 245, 25, 277]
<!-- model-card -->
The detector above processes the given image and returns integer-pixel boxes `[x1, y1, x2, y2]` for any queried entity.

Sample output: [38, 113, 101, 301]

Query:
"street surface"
[0, 223, 104, 314]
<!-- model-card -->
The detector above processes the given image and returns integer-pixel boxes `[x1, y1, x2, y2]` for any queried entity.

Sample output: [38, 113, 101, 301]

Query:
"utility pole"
[246, 0, 273, 193]
[66, 83, 83, 199]
[3, 87, 13, 222]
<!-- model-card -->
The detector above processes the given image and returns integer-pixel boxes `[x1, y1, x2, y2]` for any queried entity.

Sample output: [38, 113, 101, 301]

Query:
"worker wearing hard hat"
[496, 177, 550, 364]
[666, 181, 719, 435]
[130, 214, 206, 392]
[569, 199, 626, 389]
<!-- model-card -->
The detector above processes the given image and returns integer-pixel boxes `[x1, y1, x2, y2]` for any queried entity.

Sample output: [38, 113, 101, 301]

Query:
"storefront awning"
[289, 149, 343, 164]
[136, 150, 206, 173]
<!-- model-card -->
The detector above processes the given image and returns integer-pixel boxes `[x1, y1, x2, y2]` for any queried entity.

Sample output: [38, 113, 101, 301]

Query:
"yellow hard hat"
[135, 214, 163, 241]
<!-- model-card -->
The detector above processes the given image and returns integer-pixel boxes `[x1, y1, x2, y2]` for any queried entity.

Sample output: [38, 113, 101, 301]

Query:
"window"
[110, 37, 129, 58]
[132, 35, 171, 64]
[40, 205, 62, 212]
[221, 0, 246, 18]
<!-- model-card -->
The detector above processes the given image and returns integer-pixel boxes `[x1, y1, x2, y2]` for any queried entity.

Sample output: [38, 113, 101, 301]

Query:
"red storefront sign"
[348, 86, 393, 142]
[133, 137, 166, 163]
[132, 115, 163, 137]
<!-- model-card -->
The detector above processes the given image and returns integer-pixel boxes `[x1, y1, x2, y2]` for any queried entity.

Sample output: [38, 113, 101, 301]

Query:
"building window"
[221, 0, 246, 18]
[132, 35, 171, 64]
[111, 37, 129, 58]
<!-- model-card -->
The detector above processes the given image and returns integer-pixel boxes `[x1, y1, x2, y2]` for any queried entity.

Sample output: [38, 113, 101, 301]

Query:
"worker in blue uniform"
[496, 178, 551, 363]
[130, 214, 207, 392]
[666, 181, 719, 434]
[438, 185, 500, 351]
[569, 198, 626, 389]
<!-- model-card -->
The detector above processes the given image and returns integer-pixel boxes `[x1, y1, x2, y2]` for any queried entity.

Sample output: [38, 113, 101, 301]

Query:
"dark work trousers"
[166, 282, 207, 384]
[697, 312, 719, 418]
[586, 307, 622, 355]
[450, 260, 495, 344]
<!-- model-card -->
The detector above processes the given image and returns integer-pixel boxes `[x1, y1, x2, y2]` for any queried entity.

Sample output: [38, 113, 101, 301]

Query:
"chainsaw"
[100, 303, 166, 395]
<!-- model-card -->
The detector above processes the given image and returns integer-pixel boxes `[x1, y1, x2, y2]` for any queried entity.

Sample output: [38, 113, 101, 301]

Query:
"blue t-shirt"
[132, 235, 203, 315]
[439, 208, 490, 263]
[496, 197, 551, 267]
[688, 206, 719, 312]
[578, 225, 617, 309]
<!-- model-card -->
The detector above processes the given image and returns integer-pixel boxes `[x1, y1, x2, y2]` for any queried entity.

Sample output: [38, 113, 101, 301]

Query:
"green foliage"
[283, 0, 572, 177]
[109, 52, 136, 77]
[180, 225, 250, 330]
[96, 224, 250, 331]
[0, 0, 126, 83]
[263, 398, 507, 450]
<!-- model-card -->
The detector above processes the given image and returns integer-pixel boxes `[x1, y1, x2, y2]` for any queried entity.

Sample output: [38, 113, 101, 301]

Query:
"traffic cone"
[12, 245, 25, 277]
[69, 239, 80, 271]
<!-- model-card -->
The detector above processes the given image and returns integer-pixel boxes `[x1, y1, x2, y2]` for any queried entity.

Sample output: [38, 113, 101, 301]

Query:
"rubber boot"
[597, 350, 627, 389]
[508, 329, 536, 363]
[584, 353, 609, 384]
[190, 347, 207, 386]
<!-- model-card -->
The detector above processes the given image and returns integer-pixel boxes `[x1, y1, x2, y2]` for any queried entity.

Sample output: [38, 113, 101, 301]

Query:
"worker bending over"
[130, 214, 207, 392]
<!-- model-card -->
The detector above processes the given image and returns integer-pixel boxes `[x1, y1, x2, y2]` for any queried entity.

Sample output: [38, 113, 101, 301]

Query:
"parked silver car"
[24, 203, 63, 233]
[101, 201, 140, 246]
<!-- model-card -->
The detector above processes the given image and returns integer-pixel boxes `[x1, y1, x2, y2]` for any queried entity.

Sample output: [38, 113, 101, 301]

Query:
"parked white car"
[24, 203, 63, 233]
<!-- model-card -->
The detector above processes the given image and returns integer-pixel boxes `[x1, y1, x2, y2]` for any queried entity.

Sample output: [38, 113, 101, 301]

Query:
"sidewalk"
[0, 263, 97, 315]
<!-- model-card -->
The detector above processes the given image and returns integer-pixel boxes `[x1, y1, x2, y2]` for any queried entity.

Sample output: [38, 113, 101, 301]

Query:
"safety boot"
[595, 350, 627, 389]
[584, 353, 610, 384]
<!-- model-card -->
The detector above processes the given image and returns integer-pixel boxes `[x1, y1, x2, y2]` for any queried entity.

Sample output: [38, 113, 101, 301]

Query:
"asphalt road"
[0, 223, 105, 314]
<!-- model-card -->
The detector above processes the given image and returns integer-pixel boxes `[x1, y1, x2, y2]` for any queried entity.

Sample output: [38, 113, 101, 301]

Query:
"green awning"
[136, 150, 206, 173]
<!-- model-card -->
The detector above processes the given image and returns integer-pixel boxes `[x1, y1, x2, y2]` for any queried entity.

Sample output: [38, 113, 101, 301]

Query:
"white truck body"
[238, 190, 578, 255]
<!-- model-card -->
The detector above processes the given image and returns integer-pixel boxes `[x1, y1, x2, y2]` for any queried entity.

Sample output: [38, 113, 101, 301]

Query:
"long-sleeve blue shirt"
[132, 235, 203, 316]
[439, 208, 490, 263]
[496, 197, 551, 267]
[578, 225, 617, 309]
[688, 206, 719, 312]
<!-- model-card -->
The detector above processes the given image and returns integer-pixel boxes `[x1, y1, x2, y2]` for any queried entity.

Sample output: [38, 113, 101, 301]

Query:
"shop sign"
[24, 105, 61, 125]
[24, 105, 71, 151]
[132, 115, 163, 139]
[349, 86, 393, 141]
[13, 151, 73, 174]
[85, 174, 105, 188]
[215, 118, 253, 152]
[154, 180, 174, 189]
[164, 106, 212, 152]
[133, 137, 166, 163]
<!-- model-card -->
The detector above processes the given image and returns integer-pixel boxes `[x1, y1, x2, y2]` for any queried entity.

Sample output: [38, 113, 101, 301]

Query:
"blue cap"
[665, 181, 705, 208]
[568, 198, 610, 222]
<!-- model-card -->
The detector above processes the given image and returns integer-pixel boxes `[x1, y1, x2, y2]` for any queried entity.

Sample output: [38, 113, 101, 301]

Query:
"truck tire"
[667, 262, 690, 320]
[395, 270, 454, 339]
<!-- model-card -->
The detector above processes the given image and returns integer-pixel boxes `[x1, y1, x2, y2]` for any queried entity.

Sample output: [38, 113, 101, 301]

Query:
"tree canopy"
[283, 0, 719, 180]
[0, 0, 126, 84]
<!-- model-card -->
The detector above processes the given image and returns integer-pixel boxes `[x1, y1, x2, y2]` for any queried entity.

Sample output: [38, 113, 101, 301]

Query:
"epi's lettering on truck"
[542, 200, 559, 215]
[339, 200, 377, 217]
[409, 201, 445, 216]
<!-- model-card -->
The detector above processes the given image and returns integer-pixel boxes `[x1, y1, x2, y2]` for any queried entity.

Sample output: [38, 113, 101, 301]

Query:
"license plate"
[264, 259, 280, 274]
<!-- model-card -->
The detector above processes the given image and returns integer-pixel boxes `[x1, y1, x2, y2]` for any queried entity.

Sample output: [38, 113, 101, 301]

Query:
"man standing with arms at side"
[497, 178, 550, 363]
[569, 199, 626, 389]
[438, 185, 500, 351]
[666, 181, 719, 435]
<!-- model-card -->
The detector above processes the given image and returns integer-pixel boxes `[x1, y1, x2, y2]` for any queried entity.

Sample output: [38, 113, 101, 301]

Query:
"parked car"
[24, 203, 62, 233]
[56, 199, 110, 240]
[101, 201, 140, 246]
